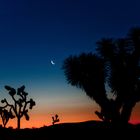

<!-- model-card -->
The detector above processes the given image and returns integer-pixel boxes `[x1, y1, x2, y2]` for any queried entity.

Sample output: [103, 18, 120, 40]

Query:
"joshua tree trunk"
[120, 101, 136, 125]
[93, 94, 113, 122]
[17, 117, 20, 129]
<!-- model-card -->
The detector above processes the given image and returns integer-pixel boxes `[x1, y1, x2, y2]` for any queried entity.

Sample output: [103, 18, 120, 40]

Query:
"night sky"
[0, 0, 140, 128]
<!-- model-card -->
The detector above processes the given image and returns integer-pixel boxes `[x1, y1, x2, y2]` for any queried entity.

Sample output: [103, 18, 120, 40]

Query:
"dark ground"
[0, 121, 139, 140]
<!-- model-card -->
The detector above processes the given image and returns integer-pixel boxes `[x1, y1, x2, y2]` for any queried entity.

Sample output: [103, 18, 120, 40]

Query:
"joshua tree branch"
[21, 101, 30, 117]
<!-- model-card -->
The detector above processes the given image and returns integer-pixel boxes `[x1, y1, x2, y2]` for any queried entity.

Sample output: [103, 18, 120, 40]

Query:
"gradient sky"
[0, 0, 140, 128]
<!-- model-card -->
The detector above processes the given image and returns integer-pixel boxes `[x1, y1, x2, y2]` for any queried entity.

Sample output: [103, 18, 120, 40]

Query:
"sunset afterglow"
[0, 0, 140, 130]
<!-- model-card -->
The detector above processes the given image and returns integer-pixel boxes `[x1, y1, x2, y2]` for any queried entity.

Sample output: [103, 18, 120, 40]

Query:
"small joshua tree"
[1, 85, 36, 129]
[52, 114, 60, 125]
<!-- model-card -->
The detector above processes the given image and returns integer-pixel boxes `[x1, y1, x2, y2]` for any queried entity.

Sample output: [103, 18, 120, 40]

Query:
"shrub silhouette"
[0, 108, 15, 128]
[63, 27, 140, 126]
[52, 114, 60, 125]
[1, 85, 36, 129]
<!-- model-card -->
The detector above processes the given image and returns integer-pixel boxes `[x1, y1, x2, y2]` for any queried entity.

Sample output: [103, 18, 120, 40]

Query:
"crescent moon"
[51, 60, 55, 65]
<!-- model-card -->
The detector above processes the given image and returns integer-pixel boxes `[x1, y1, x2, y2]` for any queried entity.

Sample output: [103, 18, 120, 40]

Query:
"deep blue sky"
[0, 0, 140, 127]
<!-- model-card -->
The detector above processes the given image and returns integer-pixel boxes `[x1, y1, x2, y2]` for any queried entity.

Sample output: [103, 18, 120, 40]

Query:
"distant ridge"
[45, 120, 139, 129]
[0, 120, 139, 140]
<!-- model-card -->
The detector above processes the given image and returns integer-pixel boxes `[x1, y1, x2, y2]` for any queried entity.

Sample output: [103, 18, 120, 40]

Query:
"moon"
[51, 60, 55, 65]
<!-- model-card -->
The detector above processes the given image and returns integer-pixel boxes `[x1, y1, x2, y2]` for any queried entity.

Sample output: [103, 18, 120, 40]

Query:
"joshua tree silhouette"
[63, 27, 140, 126]
[52, 114, 60, 125]
[1, 85, 36, 129]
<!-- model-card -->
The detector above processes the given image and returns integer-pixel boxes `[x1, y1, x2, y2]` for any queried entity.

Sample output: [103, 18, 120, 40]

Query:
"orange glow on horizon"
[0, 102, 139, 128]
[1, 112, 139, 129]
[0, 113, 98, 129]
[0, 106, 99, 128]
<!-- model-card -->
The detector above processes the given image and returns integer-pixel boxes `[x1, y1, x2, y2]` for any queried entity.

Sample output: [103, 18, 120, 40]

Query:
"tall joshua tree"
[1, 85, 36, 129]
[63, 27, 140, 125]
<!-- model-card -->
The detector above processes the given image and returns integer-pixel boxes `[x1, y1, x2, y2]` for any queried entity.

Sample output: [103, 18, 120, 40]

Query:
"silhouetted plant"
[52, 114, 60, 125]
[63, 53, 111, 122]
[63, 27, 140, 126]
[0, 107, 15, 128]
[1, 85, 36, 129]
